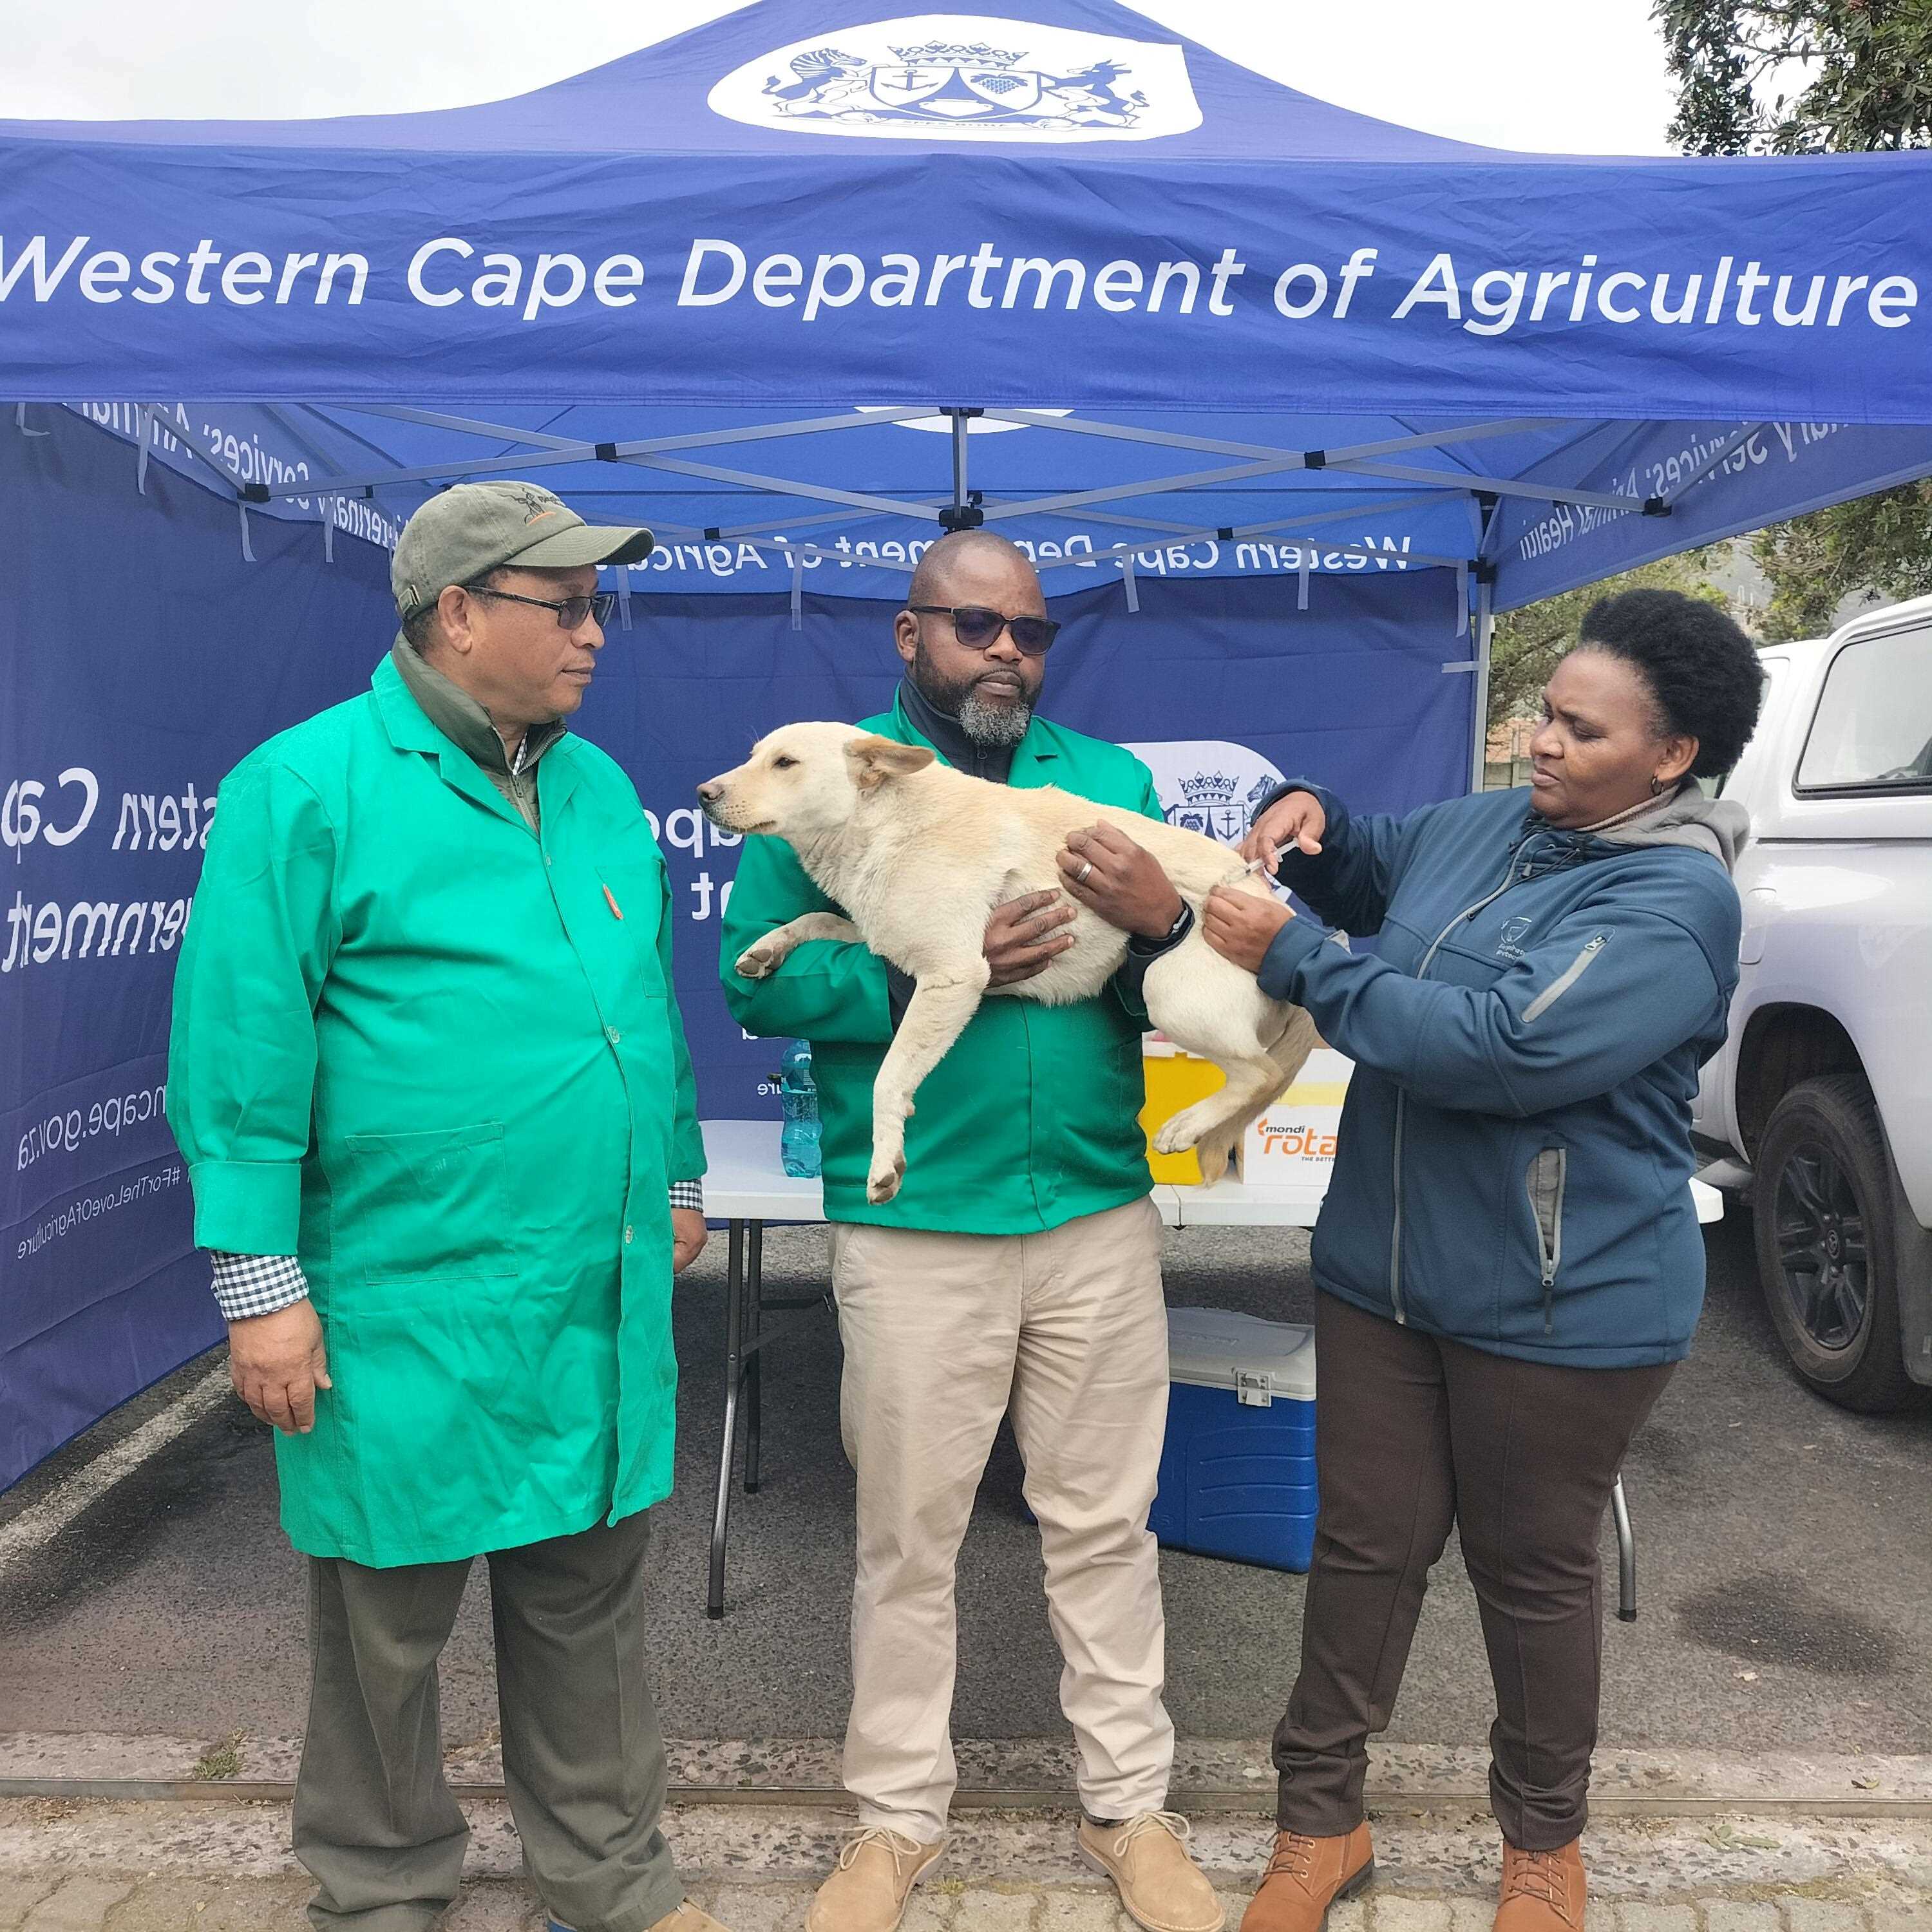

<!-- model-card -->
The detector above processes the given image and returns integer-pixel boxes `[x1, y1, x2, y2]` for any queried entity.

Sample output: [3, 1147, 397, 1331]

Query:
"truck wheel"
[1753, 1075, 1917, 1413]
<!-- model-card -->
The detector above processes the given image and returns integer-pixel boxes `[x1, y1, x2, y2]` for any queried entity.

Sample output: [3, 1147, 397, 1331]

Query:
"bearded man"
[720, 531, 1220, 1932]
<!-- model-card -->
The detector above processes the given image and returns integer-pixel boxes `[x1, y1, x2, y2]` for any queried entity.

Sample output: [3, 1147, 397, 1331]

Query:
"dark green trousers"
[293, 1509, 682, 1932]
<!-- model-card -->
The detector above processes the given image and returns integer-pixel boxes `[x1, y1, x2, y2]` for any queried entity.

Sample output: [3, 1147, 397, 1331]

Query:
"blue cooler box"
[1149, 1308, 1318, 1573]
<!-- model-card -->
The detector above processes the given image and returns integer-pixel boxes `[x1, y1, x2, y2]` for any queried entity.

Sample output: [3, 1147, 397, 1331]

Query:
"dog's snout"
[696, 779, 724, 804]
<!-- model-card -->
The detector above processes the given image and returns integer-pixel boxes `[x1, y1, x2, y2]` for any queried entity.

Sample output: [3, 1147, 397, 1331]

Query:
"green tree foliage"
[1749, 481, 1932, 640]
[1657, 0, 1932, 155]
[1488, 552, 1724, 734]
[1653, 1, 1932, 636]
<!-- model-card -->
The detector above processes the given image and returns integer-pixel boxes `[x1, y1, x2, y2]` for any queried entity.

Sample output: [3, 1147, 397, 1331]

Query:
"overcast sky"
[0, 1, 1684, 154]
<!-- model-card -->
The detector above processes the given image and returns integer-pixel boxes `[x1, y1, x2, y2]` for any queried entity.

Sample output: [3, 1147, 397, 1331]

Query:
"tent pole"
[1469, 575, 1496, 795]
[1331, 458, 1667, 519]
[978, 408, 1560, 467]
[1658, 421, 1765, 505]
[980, 454, 1305, 522]
[952, 410, 969, 516]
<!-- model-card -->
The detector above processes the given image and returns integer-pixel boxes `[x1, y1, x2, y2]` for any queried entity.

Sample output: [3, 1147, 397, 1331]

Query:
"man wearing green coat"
[168, 483, 729, 1932]
[721, 531, 1222, 1932]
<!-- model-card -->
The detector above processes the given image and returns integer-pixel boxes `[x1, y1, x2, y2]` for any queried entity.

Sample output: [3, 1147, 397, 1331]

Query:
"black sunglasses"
[907, 603, 1060, 658]
[464, 584, 618, 630]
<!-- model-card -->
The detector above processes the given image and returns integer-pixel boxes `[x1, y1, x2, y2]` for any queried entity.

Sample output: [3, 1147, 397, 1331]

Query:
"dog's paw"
[734, 943, 781, 981]
[866, 1152, 905, 1206]
[1153, 1104, 1207, 1155]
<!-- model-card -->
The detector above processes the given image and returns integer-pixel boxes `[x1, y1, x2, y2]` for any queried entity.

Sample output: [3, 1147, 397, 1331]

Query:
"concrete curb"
[1, 1795, 1929, 1906]
[5, 1735, 1930, 1814]
[6, 1738, 1929, 1917]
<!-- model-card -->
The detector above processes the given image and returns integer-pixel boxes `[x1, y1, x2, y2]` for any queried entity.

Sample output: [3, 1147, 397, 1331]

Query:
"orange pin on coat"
[603, 884, 624, 920]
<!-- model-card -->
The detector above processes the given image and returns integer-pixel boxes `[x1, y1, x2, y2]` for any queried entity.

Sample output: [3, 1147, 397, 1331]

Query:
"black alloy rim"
[1773, 1139, 1870, 1352]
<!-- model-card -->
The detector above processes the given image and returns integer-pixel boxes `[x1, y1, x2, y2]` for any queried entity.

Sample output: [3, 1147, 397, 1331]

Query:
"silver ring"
[1075, 860, 1094, 885]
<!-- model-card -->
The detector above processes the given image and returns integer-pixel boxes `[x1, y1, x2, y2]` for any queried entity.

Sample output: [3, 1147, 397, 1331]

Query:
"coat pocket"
[1523, 934, 1607, 1023]
[328, 1273, 533, 1556]
[341, 1122, 513, 1289]
[1525, 1146, 1569, 1334]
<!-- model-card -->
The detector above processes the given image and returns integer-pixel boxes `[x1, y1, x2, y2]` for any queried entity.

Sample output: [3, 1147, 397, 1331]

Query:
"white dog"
[700, 724, 1318, 1205]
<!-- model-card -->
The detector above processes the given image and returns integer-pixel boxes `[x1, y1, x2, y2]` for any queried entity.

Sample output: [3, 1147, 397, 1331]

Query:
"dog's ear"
[846, 735, 938, 791]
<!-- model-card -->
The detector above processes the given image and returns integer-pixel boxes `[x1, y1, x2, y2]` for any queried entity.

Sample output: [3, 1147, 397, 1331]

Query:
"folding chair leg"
[1611, 1473, 1637, 1622]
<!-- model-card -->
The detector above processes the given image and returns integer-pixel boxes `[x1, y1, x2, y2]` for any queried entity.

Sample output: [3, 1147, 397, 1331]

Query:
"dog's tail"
[1189, 1007, 1322, 1187]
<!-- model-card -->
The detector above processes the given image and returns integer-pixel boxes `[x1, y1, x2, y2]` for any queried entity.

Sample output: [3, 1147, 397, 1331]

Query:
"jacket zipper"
[1387, 866, 1522, 1325]
[1522, 934, 1607, 1023]
[1526, 1147, 1569, 1334]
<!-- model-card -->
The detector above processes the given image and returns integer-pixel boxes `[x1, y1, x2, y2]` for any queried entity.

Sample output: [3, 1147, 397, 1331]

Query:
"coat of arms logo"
[1121, 741, 1291, 851]
[708, 17, 1202, 146]
[763, 39, 1144, 130]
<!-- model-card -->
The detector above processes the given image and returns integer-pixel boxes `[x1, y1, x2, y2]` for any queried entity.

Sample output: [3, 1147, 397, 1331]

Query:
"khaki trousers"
[292, 1510, 682, 1932]
[830, 1195, 1175, 1841]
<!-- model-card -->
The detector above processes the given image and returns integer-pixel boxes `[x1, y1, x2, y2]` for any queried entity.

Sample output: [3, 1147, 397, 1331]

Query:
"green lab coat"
[167, 654, 705, 1567]
[720, 693, 1162, 1235]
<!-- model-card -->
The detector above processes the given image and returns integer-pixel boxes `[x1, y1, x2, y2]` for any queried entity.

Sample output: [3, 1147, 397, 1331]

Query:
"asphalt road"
[3, 1209, 1928, 1754]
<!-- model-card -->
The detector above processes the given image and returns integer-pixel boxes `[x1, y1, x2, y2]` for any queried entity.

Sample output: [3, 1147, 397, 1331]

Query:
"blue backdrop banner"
[1, 410, 394, 1489]
[3, 408, 1472, 1488]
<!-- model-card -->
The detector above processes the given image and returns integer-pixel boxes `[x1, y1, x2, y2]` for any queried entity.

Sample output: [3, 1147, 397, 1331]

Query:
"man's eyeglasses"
[907, 603, 1060, 658]
[464, 584, 618, 630]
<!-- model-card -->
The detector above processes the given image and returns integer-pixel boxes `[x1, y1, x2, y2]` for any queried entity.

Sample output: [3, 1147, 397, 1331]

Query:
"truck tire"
[1753, 1074, 1918, 1413]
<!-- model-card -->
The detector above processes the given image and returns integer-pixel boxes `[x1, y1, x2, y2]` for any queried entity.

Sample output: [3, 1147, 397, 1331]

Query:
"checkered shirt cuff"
[209, 1251, 310, 1321]
[668, 1180, 705, 1215]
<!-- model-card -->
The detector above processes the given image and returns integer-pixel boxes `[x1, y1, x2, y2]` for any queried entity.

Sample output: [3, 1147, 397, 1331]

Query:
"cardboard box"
[1240, 1048, 1353, 1191]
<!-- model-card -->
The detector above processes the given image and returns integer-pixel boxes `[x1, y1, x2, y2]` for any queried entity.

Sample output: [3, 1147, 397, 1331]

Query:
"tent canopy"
[5, 0, 1931, 614]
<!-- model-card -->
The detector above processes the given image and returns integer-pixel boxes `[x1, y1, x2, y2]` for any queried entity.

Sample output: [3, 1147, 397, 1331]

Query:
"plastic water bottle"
[778, 1039, 822, 1179]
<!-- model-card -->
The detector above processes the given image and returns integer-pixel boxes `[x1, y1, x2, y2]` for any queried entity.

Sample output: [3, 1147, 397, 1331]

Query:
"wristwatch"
[1131, 900, 1194, 954]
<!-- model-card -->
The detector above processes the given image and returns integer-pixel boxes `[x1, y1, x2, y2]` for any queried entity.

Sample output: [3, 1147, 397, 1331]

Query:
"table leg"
[708, 1221, 747, 1620]
[746, 1222, 765, 1495]
[1611, 1473, 1637, 1624]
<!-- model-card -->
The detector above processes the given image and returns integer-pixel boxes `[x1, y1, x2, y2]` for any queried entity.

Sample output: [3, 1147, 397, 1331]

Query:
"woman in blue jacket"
[1206, 591, 1765, 1932]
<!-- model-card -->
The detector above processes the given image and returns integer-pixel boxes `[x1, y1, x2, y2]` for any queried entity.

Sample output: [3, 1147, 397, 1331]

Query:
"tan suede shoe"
[1495, 1837, 1586, 1929]
[1239, 1824, 1374, 1931]
[1077, 1811, 1224, 1932]
[805, 1826, 947, 1932]
[643, 1906, 733, 1932]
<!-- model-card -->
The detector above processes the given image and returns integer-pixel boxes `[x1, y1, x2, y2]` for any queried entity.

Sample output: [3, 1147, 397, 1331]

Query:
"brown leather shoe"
[1239, 1823, 1374, 1931]
[1495, 1836, 1586, 1929]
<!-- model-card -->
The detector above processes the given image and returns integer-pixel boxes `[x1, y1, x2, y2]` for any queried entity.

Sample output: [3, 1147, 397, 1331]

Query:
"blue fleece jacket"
[1256, 782, 1745, 1368]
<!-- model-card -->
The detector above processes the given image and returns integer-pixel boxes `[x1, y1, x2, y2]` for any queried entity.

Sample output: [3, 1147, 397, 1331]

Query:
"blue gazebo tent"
[3, 0, 1929, 1482]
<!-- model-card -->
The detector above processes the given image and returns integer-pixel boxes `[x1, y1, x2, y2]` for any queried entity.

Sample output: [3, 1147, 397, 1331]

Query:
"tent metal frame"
[261, 402, 1677, 540]
[106, 393, 1765, 793]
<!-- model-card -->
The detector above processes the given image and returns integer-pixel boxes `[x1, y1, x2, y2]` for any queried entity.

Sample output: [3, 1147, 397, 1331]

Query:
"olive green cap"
[392, 480, 654, 621]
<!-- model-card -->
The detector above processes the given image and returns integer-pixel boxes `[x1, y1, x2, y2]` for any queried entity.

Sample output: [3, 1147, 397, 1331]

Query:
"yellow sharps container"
[1139, 1038, 1227, 1185]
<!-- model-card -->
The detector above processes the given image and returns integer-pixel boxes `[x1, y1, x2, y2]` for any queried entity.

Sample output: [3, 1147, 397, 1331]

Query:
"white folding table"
[697, 1117, 1722, 1619]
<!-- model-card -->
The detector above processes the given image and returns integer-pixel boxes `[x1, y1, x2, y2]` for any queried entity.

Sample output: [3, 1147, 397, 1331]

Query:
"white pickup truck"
[1693, 595, 1932, 1411]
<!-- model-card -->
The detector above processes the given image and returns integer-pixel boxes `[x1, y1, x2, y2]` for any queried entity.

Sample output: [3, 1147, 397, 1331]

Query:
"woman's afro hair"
[1577, 588, 1766, 779]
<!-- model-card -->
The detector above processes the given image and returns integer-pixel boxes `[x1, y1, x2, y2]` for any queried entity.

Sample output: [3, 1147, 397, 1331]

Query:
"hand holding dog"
[1239, 790, 1327, 877]
[1203, 886, 1296, 975]
[984, 890, 1078, 987]
[1057, 824, 1185, 939]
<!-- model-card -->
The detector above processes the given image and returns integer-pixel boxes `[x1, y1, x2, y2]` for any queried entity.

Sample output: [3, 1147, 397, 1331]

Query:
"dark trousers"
[292, 1510, 681, 1932]
[1274, 1293, 1673, 1851]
